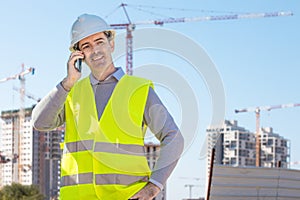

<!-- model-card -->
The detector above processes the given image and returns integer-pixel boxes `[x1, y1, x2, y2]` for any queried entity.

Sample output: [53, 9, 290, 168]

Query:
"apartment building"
[206, 120, 255, 170]
[33, 127, 63, 200]
[206, 120, 290, 175]
[260, 127, 290, 168]
[0, 108, 34, 186]
[0, 106, 63, 200]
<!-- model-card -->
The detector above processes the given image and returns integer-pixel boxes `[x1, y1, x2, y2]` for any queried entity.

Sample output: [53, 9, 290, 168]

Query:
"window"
[239, 133, 248, 140]
[267, 139, 273, 146]
[230, 158, 236, 165]
[230, 141, 237, 148]
[281, 140, 287, 147]
[267, 154, 273, 161]
[275, 147, 282, 153]
[246, 142, 254, 149]
[239, 149, 249, 157]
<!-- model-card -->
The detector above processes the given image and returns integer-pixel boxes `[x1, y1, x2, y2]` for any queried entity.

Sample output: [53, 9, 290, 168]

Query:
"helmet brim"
[69, 29, 116, 51]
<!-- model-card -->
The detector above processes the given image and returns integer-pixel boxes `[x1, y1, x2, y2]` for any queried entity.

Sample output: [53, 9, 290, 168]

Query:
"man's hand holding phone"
[62, 51, 84, 91]
[75, 58, 82, 72]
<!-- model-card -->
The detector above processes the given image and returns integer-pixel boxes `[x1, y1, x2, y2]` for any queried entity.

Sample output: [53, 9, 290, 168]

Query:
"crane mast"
[109, 3, 292, 74]
[0, 64, 35, 183]
[255, 108, 261, 167]
[235, 103, 300, 167]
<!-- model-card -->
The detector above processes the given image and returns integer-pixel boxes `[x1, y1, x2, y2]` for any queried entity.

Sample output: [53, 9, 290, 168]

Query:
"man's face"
[78, 32, 115, 74]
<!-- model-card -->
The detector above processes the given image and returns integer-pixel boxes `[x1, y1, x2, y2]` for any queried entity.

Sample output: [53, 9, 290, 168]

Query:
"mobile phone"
[75, 58, 82, 72]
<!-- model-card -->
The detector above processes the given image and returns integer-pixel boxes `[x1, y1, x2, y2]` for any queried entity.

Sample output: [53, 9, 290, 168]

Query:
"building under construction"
[0, 106, 63, 200]
[206, 120, 290, 178]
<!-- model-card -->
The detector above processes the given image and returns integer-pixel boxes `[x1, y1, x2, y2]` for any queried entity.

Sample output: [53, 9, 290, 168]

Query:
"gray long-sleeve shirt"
[32, 67, 184, 190]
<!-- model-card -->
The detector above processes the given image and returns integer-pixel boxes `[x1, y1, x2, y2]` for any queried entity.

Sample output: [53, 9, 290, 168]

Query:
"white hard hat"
[69, 14, 115, 51]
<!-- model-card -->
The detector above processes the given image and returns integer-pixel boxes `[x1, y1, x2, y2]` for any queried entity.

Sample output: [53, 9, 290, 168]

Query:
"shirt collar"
[89, 67, 125, 85]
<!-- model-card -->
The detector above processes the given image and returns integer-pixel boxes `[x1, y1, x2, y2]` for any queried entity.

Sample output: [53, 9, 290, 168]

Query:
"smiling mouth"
[92, 55, 104, 61]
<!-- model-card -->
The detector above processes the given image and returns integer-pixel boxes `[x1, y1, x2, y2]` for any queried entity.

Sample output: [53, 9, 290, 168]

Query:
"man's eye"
[96, 41, 104, 45]
[82, 45, 90, 50]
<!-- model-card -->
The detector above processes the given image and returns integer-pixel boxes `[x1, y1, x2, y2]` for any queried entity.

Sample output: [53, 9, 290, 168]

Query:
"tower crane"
[184, 184, 201, 199]
[0, 64, 35, 182]
[235, 103, 300, 167]
[0, 64, 35, 131]
[109, 3, 293, 75]
[0, 64, 34, 83]
[13, 86, 41, 103]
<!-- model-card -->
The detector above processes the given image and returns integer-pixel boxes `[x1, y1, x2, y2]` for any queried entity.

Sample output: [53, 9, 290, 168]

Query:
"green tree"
[0, 183, 44, 200]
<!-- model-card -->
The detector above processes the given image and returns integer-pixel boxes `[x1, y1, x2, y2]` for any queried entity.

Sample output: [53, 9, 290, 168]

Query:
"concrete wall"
[209, 165, 300, 200]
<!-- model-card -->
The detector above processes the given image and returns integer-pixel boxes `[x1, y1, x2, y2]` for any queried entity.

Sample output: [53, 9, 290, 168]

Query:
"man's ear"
[109, 40, 115, 52]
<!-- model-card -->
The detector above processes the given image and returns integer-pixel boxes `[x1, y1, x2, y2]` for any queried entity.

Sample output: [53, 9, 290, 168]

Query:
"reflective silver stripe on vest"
[61, 172, 93, 186]
[94, 142, 145, 156]
[65, 140, 94, 153]
[61, 173, 148, 186]
[95, 174, 149, 185]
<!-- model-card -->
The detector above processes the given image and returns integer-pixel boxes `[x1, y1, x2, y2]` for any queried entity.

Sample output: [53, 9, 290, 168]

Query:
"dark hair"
[103, 31, 114, 41]
[73, 43, 80, 51]
[73, 30, 114, 51]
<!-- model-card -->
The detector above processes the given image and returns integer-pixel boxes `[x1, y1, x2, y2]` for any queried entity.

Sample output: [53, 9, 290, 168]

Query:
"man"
[32, 14, 184, 200]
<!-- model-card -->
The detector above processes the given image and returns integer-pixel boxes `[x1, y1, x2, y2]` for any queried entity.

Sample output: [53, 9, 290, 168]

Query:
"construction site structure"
[208, 164, 300, 200]
[0, 108, 35, 186]
[35, 125, 63, 200]
[206, 120, 290, 180]
[109, 3, 292, 75]
[13, 86, 41, 103]
[235, 103, 300, 167]
[0, 64, 35, 185]
[0, 106, 64, 199]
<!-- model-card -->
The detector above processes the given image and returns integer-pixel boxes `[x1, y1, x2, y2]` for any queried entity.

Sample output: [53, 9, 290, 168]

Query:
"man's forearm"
[32, 83, 68, 131]
[144, 88, 184, 188]
[150, 129, 184, 189]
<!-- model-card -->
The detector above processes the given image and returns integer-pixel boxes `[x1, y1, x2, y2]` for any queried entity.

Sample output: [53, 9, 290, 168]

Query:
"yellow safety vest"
[60, 75, 153, 200]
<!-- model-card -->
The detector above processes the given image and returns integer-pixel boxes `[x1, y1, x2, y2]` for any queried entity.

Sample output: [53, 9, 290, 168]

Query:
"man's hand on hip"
[129, 182, 160, 200]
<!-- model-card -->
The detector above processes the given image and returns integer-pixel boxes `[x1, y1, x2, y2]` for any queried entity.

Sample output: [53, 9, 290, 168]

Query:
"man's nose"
[92, 44, 102, 54]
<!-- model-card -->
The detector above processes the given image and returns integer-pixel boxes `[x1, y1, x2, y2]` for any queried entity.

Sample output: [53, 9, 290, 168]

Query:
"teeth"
[93, 56, 103, 61]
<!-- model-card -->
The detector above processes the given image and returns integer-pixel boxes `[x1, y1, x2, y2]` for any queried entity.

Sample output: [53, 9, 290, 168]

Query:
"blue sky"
[0, 0, 299, 199]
